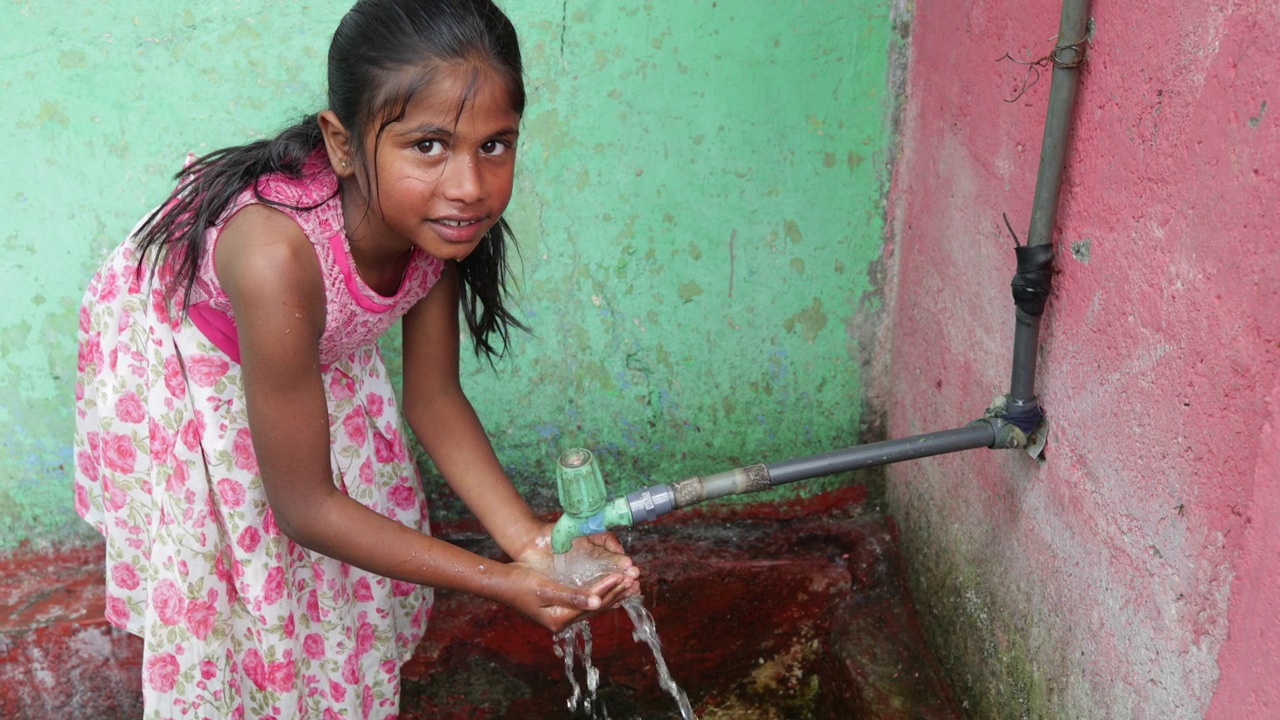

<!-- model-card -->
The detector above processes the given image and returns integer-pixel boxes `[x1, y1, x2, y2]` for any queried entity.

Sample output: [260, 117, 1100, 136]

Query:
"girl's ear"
[318, 110, 356, 178]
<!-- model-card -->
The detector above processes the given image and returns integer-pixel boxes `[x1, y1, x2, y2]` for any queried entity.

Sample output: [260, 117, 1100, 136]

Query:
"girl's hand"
[500, 560, 635, 633]
[503, 524, 641, 632]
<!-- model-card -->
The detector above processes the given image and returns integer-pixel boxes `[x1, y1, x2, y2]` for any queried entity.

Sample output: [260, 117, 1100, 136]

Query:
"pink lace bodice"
[186, 154, 443, 365]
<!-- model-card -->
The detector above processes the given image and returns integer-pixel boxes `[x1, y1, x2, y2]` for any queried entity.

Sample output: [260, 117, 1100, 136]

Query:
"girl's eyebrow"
[398, 123, 520, 140]
[399, 123, 453, 138]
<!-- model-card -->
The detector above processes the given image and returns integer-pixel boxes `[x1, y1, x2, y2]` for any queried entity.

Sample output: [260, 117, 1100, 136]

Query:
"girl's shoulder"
[251, 152, 340, 214]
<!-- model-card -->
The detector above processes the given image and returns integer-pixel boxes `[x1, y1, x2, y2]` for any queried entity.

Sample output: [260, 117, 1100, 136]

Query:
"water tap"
[551, 448, 635, 554]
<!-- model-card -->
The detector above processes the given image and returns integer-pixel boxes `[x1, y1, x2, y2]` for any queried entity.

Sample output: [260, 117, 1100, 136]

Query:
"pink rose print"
[73, 484, 90, 518]
[388, 482, 418, 511]
[303, 633, 326, 661]
[145, 652, 181, 693]
[355, 620, 376, 657]
[342, 410, 368, 447]
[166, 461, 189, 494]
[341, 653, 359, 686]
[164, 356, 187, 400]
[76, 450, 100, 485]
[236, 526, 261, 553]
[363, 684, 374, 718]
[262, 566, 286, 606]
[180, 414, 204, 451]
[231, 427, 258, 472]
[262, 508, 280, 537]
[102, 476, 128, 512]
[186, 355, 230, 388]
[185, 594, 218, 641]
[358, 457, 374, 487]
[392, 580, 416, 598]
[201, 660, 218, 681]
[383, 426, 406, 462]
[216, 478, 246, 508]
[328, 372, 355, 401]
[78, 304, 91, 333]
[151, 287, 171, 326]
[329, 680, 347, 704]
[105, 594, 130, 627]
[372, 432, 394, 463]
[241, 649, 268, 691]
[111, 561, 140, 591]
[353, 577, 374, 603]
[152, 579, 188, 626]
[77, 333, 102, 373]
[149, 419, 176, 465]
[267, 654, 295, 693]
[101, 432, 137, 475]
[243, 648, 295, 693]
[98, 270, 120, 304]
[115, 391, 146, 424]
[366, 393, 385, 420]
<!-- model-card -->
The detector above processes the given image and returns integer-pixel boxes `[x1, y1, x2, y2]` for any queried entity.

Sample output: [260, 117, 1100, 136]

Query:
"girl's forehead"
[384, 62, 519, 128]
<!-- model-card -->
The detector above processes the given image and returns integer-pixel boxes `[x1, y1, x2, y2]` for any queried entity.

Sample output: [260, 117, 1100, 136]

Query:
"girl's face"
[350, 63, 520, 264]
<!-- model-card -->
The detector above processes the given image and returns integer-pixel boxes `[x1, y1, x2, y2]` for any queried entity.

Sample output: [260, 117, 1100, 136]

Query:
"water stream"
[550, 553, 694, 719]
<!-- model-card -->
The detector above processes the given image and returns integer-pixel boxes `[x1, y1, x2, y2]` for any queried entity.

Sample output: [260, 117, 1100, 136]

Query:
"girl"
[72, 1, 639, 717]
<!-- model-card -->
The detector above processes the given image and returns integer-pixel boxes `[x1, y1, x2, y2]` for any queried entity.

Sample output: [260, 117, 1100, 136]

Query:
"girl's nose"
[440, 154, 483, 203]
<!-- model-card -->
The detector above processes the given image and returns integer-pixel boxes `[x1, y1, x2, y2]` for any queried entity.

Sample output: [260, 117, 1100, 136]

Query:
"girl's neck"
[340, 186, 414, 298]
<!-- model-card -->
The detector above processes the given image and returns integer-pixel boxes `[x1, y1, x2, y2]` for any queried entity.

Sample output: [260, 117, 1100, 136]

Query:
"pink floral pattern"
[74, 163, 440, 719]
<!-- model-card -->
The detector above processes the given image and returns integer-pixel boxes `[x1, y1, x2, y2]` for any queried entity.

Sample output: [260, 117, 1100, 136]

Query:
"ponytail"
[133, 115, 330, 310]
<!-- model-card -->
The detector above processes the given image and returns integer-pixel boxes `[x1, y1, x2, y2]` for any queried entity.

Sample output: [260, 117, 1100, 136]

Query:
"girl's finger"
[586, 531, 625, 554]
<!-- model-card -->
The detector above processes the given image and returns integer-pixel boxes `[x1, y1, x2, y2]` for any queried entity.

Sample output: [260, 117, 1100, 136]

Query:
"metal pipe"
[1009, 0, 1090, 408]
[765, 423, 997, 486]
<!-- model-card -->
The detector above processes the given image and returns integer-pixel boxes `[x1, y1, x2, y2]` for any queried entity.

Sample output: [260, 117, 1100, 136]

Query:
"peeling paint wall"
[885, 0, 1280, 716]
[0, 0, 897, 550]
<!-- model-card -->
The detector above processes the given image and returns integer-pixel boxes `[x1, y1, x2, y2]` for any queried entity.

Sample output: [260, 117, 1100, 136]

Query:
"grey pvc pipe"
[764, 423, 997, 486]
[1009, 0, 1090, 408]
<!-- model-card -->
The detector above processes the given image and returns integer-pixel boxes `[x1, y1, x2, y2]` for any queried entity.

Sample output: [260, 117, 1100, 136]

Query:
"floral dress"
[74, 154, 442, 719]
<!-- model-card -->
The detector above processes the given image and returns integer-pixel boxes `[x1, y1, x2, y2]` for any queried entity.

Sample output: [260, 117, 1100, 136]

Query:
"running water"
[621, 595, 695, 720]
[548, 550, 695, 719]
[553, 620, 606, 718]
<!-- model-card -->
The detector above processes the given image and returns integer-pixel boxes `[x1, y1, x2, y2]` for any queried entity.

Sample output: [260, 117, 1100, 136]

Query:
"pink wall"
[883, 0, 1278, 716]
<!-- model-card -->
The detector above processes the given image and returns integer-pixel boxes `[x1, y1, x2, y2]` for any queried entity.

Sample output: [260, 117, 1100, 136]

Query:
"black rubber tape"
[1011, 245, 1054, 316]
[1001, 403, 1044, 434]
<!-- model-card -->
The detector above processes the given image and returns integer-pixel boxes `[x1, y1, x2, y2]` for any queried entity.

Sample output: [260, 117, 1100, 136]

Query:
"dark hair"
[134, 0, 528, 359]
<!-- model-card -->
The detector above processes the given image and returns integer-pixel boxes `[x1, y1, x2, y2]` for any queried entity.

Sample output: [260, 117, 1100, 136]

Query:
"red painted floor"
[1, 488, 958, 719]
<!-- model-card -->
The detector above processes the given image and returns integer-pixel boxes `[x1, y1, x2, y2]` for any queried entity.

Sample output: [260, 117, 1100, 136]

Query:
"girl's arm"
[400, 264, 637, 573]
[216, 206, 629, 631]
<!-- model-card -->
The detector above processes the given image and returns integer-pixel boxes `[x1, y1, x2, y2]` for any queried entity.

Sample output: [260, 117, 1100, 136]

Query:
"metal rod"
[1009, 0, 1091, 406]
[764, 424, 997, 486]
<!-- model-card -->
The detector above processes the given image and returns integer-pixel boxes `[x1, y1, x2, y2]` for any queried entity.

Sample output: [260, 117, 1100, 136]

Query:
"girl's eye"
[415, 140, 446, 157]
[480, 140, 511, 157]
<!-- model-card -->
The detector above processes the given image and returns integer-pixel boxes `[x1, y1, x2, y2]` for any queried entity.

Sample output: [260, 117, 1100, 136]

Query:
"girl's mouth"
[428, 217, 486, 244]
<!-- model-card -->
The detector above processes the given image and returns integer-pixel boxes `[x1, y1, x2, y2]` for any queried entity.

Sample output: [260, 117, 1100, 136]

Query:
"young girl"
[73, 0, 639, 717]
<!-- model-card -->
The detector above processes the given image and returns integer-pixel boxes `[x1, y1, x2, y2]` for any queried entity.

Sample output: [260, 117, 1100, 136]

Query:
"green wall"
[0, 0, 897, 551]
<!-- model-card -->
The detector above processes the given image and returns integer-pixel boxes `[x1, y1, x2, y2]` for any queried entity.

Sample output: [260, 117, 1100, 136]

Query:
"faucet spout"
[551, 496, 633, 554]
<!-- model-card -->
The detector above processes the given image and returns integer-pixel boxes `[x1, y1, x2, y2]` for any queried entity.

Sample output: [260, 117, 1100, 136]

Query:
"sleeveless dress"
[73, 153, 443, 720]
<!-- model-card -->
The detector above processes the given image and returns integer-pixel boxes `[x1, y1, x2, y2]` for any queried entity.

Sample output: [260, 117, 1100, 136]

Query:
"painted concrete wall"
[884, 0, 1279, 717]
[0, 0, 897, 550]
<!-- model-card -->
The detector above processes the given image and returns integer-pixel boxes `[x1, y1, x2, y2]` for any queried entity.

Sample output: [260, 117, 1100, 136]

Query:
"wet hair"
[134, 0, 528, 359]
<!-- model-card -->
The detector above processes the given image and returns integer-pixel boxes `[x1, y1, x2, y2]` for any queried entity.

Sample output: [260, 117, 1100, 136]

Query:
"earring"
[341, 159, 352, 171]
